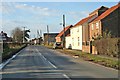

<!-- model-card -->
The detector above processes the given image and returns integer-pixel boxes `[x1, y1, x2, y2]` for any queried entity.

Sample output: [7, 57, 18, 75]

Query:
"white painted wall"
[70, 25, 82, 50]
[65, 36, 72, 48]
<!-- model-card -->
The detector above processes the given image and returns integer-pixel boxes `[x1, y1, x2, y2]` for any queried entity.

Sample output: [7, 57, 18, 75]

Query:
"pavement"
[1, 45, 118, 80]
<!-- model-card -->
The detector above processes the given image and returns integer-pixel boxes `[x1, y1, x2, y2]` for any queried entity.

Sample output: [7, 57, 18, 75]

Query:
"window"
[96, 23, 99, 29]
[82, 42, 85, 45]
[86, 41, 89, 45]
[92, 24, 94, 30]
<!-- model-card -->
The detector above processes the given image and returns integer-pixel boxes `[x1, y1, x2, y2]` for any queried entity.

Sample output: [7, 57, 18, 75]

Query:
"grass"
[45, 45, 119, 70]
[1, 44, 27, 62]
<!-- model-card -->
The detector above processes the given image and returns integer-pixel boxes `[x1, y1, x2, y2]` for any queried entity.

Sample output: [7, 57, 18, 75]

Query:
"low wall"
[82, 45, 90, 53]
[92, 46, 97, 54]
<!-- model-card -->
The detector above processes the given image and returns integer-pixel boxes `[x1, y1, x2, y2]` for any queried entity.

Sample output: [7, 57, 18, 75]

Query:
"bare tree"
[11, 27, 23, 42]
[11, 27, 30, 42]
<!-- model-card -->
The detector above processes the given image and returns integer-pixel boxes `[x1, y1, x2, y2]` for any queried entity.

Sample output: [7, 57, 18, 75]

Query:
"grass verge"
[45, 45, 119, 70]
[1, 44, 27, 62]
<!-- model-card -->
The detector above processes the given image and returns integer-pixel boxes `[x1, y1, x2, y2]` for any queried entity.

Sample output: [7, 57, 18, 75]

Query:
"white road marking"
[47, 61, 57, 69]
[0, 48, 24, 69]
[36, 48, 70, 79]
[42, 55, 47, 60]
[36, 49, 57, 69]
[63, 74, 71, 80]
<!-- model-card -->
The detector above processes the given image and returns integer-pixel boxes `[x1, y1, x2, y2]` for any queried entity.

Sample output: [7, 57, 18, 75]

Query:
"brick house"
[55, 25, 73, 43]
[82, 6, 109, 53]
[44, 33, 58, 45]
[69, 6, 108, 51]
[89, 3, 120, 54]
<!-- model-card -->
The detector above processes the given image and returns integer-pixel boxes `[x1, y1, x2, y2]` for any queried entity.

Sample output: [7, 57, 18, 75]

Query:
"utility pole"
[23, 27, 25, 43]
[40, 29, 42, 37]
[63, 14, 65, 48]
[47, 25, 49, 45]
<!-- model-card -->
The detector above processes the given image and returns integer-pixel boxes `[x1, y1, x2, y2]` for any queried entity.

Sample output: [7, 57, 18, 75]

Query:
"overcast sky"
[0, 2, 118, 39]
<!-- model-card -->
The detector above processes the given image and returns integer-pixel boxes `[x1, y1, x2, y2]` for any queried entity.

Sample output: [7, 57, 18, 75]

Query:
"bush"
[94, 38, 119, 57]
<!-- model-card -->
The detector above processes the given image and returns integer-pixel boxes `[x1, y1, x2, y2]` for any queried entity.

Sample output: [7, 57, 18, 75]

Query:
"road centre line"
[36, 49, 57, 69]
[36, 49, 71, 79]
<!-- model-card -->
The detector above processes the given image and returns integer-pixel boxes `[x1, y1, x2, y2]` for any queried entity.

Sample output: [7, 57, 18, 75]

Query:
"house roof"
[56, 25, 73, 37]
[93, 3, 120, 22]
[73, 15, 95, 27]
[89, 6, 108, 16]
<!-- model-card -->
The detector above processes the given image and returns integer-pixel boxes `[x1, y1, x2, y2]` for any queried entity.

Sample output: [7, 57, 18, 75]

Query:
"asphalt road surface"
[1, 45, 118, 80]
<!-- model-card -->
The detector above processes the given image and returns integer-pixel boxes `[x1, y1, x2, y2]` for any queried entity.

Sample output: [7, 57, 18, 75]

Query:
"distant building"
[0, 31, 12, 42]
[30, 37, 43, 45]
[44, 33, 59, 45]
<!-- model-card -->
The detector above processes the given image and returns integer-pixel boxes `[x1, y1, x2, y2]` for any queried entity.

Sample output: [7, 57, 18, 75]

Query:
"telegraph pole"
[47, 25, 49, 45]
[40, 29, 42, 37]
[23, 27, 25, 43]
[63, 14, 65, 48]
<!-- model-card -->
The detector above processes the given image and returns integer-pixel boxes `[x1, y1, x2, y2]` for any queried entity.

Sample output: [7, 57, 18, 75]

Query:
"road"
[1, 45, 118, 80]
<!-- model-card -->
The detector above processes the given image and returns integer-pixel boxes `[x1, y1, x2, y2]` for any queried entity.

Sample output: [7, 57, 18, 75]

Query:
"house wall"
[82, 23, 89, 42]
[82, 45, 90, 53]
[102, 8, 119, 37]
[65, 36, 72, 48]
[89, 21, 102, 41]
[70, 25, 82, 50]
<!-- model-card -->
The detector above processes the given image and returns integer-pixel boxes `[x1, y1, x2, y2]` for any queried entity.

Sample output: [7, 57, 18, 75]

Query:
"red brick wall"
[92, 46, 98, 54]
[89, 21, 102, 41]
[82, 45, 90, 53]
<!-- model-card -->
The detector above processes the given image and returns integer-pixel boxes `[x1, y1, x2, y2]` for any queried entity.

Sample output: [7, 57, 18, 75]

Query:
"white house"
[65, 34, 72, 48]
[69, 16, 95, 50]
[70, 25, 82, 50]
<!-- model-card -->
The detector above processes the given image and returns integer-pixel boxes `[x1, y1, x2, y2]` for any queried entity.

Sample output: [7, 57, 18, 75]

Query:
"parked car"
[53, 42, 63, 49]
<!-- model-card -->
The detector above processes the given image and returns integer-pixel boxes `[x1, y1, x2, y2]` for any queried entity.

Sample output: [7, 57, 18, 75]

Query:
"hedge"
[94, 38, 120, 57]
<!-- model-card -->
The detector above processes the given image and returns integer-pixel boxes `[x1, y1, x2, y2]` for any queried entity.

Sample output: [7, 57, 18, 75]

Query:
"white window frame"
[96, 22, 99, 29]
[92, 24, 94, 30]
